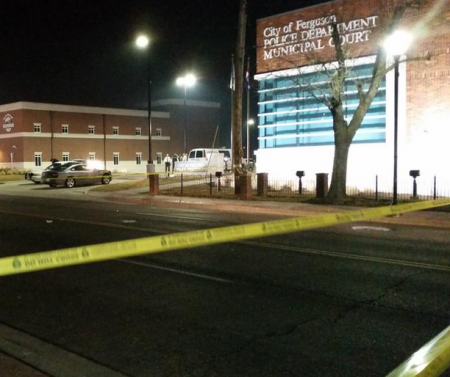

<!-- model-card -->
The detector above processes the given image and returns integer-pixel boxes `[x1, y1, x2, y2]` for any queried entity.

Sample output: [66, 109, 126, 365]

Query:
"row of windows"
[32, 123, 163, 136]
[259, 129, 386, 148]
[258, 63, 387, 149]
[34, 152, 144, 167]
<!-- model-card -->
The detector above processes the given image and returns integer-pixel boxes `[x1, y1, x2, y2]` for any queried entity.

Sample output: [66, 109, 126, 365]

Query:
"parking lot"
[0, 177, 130, 201]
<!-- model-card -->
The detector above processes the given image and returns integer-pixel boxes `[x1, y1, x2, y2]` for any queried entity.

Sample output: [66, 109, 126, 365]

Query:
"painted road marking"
[352, 225, 391, 232]
[116, 259, 234, 284]
[137, 212, 221, 222]
[241, 241, 450, 273]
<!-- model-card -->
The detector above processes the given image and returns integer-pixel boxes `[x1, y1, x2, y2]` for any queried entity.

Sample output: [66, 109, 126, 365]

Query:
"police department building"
[255, 0, 450, 189]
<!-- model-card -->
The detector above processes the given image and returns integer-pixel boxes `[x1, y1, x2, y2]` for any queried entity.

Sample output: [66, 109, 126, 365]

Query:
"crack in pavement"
[332, 270, 428, 324]
[186, 316, 325, 372]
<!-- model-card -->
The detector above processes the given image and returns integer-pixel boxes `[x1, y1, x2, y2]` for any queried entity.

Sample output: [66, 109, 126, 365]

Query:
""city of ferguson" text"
[263, 15, 379, 60]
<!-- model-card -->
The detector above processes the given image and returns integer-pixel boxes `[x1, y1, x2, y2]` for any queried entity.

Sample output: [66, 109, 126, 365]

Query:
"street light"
[176, 73, 196, 153]
[383, 30, 413, 205]
[136, 35, 149, 49]
[135, 34, 152, 163]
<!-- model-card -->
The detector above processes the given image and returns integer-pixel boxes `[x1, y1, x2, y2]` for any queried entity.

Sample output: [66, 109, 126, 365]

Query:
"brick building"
[0, 100, 220, 172]
[255, 0, 450, 189]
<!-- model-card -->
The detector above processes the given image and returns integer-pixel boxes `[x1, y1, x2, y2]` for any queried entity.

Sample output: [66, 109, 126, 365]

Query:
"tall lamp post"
[384, 30, 412, 205]
[176, 74, 196, 154]
[136, 35, 153, 163]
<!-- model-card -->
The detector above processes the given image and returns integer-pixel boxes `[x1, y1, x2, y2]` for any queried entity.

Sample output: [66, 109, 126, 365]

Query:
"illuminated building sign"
[256, 0, 387, 73]
[3, 114, 14, 132]
[263, 15, 379, 60]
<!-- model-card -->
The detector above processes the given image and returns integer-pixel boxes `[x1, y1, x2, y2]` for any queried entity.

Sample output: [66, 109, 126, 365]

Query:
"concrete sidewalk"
[88, 188, 450, 229]
[0, 352, 48, 377]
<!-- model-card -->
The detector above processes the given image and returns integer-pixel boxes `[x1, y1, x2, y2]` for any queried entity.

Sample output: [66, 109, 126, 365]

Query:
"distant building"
[0, 100, 220, 172]
[255, 0, 450, 189]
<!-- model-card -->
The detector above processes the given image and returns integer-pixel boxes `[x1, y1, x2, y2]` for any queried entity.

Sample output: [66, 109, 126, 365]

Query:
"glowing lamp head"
[176, 74, 196, 88]
[135, 35, 150, 49]
[383, 30, 413, 57]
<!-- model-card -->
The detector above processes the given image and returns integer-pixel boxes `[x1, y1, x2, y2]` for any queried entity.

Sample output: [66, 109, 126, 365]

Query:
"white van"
[175, 148, 231, 173]
[187, 148, 231, 162]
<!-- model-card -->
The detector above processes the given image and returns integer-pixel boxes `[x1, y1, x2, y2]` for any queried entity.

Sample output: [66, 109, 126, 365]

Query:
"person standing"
[172, 154, 178, 173]
[164, 154, 171, 177]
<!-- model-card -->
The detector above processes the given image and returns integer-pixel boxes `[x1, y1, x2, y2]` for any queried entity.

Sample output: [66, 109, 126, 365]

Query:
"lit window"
[113, 153, 120, 165]
[156, 152, 162, 164]
[257, 62, 387, 149]
[62, 124, 69, 134]
[34, 153, 42, 167]
[62, 153, 70, 162]
[113, 127, 119, 135]
[135, 128, 142, 136]
[136, 152, 142, 165]
[89, 153, 95, 161]
[88, 125, 95, 134]
[156, 128, 162, 136]
[34, 123, 41, 133]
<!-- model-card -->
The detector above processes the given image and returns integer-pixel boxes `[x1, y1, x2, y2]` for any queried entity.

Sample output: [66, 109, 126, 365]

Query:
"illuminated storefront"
[255, 0, 450, 191]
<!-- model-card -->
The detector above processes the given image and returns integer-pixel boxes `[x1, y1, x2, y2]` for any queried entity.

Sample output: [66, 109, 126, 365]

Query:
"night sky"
[0, 0, 329, 117]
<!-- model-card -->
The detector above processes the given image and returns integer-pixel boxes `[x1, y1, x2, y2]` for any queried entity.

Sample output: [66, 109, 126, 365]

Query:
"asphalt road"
[0, 181, 449, 377]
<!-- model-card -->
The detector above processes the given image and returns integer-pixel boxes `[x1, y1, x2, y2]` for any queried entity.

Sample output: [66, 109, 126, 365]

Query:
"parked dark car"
[42, 163, 112, 188]
[25, 160, 84, 184]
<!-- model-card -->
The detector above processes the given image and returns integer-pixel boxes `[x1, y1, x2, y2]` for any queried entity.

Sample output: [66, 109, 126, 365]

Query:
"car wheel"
[101, 176, 111, 185]
[49, 182, 57, 188]
[65, 178, 76, 188]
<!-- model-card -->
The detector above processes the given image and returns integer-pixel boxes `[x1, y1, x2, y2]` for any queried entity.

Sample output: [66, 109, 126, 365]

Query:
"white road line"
[352, 226, 391, 232]
[116, 258, 234, 284]
[137, 212, 220, 222]
[240, 240, 450, 273]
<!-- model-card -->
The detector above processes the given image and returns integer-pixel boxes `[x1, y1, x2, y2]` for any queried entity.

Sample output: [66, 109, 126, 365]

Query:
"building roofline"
[0, 101, 170, 118]
[257, 0, 340, 22]
[152, 99, 221, 109]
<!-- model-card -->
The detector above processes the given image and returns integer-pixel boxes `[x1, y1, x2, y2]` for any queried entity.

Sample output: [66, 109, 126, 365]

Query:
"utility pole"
[232, 0, 246, 194]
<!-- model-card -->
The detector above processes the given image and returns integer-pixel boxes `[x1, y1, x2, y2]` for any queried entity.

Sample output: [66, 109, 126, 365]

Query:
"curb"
[88, 190, 450, 230]
[0, 351, 49, 377]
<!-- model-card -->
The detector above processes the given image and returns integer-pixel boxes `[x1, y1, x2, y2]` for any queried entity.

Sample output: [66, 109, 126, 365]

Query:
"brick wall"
[257, 0, 450, 73]
[0, 106, 172, 166]
[0, 102, 217, 169]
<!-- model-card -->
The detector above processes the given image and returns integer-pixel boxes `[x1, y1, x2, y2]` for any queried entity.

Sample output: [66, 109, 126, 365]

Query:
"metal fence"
[158, 173, 450, 201]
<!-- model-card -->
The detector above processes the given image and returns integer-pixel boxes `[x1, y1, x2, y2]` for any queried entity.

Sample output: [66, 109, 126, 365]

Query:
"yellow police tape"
[0, 198, 449, 278]
[386, 325, 450, 377]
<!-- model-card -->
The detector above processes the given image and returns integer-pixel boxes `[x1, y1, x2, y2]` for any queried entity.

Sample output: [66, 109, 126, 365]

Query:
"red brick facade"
[257, 0, 450, 74]
[0, 101, 220, 172]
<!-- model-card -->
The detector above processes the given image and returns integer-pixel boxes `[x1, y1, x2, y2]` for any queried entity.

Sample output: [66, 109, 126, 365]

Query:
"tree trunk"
[326, 122, 351, 202]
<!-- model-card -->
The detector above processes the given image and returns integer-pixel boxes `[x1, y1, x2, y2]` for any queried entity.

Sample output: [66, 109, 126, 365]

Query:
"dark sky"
[0, 0, 329, 111]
